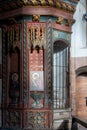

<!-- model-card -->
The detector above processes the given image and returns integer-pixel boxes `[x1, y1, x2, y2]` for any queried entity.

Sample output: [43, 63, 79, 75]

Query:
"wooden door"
[76, 76, 87, 118]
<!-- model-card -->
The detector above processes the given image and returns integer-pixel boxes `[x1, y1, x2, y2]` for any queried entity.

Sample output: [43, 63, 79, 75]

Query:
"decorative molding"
[56, 16, 75, 27]
[24, 110, 50, 129]
[46, 19, 52, 105]
[22, 0, 77, 13]
[0, 0, 79, 15]
[23, 20, 28, 105]
[52, 23, 72, 33]
[0, 7, 73, 20]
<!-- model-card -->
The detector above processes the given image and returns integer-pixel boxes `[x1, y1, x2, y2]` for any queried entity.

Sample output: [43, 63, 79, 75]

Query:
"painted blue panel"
[23, 16, 57, 22]
[52, 29, 71, 44]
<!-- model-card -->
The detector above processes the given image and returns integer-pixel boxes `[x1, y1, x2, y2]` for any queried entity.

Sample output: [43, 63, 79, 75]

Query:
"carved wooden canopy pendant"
[27, 22, 46, 49]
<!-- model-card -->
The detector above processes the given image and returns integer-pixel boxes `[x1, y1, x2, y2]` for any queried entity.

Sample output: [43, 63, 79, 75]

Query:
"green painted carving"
[28, 112, 46, 129]
[30, 93, 44, 108]
[53, 29, 71, 44]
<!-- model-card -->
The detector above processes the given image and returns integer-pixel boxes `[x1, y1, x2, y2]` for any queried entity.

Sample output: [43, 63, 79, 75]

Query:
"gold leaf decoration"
[48, 0, 54, 7]
[55, 1, 61, 8]
[21, 0, 77, 13]
[31, 0, 38, 6]
[39, 0, 46, 6]
[65, 19, 74, 26]
[32, 15, 40, 22]
[56, 17, 64, 24]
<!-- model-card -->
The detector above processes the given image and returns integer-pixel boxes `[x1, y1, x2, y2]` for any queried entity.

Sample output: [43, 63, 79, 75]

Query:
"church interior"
[0, 0, 87, 130]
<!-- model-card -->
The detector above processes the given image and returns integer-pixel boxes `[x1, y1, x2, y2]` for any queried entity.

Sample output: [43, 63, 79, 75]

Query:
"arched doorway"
[53, 40, 70, 109]
[52, 40, 71, 129]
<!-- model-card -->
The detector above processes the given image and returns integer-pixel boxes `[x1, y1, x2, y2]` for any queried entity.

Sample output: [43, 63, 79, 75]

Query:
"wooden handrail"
[72, 115, 87, 128]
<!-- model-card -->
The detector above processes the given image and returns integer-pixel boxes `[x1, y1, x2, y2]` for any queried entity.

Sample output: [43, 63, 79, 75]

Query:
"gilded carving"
[31, 0, 38, 6]
[55, 1, 61, 8]
[39, 0, 46, 6]
[32, 15, 40, 22]
[6, 24, 21, 51]
[68, 5, 74, 13]
[62, 3, 67, 10]
[48, 0, 54, 7]
[28, 23, 46, 49]
[65, 19, 74, 26]
[56, 17, 64, 24]
[0, 0, 79, 15]
[21, 0, 77, 13]
[56, 16, 74, 27]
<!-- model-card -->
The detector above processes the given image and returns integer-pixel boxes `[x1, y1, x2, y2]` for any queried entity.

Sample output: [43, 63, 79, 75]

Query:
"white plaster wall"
[71, 0, 87, 57]
[0, 28, 2, 127]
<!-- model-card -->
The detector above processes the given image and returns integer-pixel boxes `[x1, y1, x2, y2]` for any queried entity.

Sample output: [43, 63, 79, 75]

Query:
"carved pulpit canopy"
[0, 0, 79, 20]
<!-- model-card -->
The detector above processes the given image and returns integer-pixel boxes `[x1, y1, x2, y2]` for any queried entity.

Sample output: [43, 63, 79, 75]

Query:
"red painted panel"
[29, 49, 43, 71]
[11, 52, 18, 73]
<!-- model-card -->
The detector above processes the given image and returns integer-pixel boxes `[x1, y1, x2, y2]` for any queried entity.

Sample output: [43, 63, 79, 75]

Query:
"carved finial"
[32, 15, 40, 22]
[56, 17, 64, 24]
[65, 19, 74, 26]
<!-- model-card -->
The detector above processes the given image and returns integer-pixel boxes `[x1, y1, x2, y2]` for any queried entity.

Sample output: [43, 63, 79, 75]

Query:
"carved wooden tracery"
[27, 22, 46, 49]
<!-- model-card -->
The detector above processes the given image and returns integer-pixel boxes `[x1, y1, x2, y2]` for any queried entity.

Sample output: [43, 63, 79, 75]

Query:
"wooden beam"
[0, 6, 73, 20]
[52, 23, 72, 33]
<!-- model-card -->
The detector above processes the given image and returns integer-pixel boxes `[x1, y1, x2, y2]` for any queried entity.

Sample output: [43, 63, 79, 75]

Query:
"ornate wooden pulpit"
[0, 0, 79, 129]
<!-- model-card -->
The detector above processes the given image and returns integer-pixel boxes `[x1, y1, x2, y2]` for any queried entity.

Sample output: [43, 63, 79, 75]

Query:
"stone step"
[53, 119, 72, 130]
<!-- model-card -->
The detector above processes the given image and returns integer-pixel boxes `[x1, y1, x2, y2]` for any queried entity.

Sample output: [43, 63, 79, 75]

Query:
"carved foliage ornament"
[6, 24, 21, 52]
[27, 23, 46, 49]
[32, 15, 40, 22]
[27, 111, 48, 129]
[56, 16, 75, 26]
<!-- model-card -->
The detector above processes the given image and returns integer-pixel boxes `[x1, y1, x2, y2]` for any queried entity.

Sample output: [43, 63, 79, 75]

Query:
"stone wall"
[70, 57, 87, 115]
[70, 0, 87, 116]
